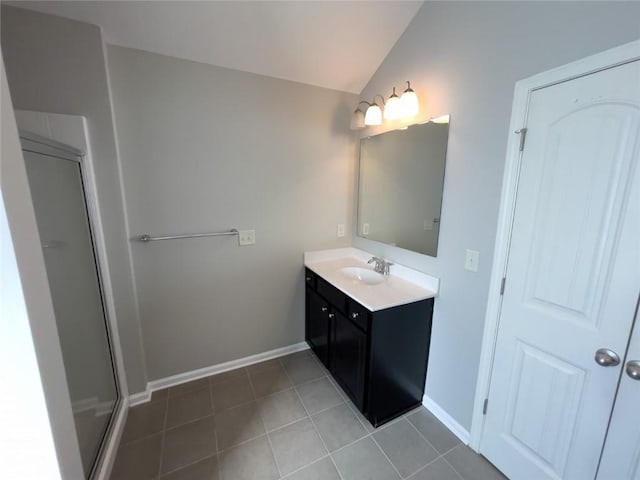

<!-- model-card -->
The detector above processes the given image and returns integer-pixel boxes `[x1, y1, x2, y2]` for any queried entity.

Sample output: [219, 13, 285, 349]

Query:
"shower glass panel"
[22, 139, 119, 477]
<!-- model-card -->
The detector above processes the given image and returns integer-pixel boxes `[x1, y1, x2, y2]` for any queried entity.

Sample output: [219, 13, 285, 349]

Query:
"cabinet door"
[307, 289, 330, 367]
[332, 311, 367, 410]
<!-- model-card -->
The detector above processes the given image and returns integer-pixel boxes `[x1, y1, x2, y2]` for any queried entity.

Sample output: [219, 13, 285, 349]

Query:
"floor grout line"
[441, 446, 466, 480]
[369, 433, 404, 479]
[157, 396, 169, 477]
[116, 350, 487, 480]
[281, 355, 346, 480]
[247, 364, 284, 479]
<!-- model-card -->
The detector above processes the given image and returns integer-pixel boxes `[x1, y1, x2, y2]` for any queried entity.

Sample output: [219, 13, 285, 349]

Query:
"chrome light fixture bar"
[351, 81, 420, 130]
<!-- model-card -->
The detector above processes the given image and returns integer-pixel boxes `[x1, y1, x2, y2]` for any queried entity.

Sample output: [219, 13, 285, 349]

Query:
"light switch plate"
[362, 223, 370, 235]
[337, 224, 345, 237]
[238, 230, 255, 246]
[464, 249, 480, 272]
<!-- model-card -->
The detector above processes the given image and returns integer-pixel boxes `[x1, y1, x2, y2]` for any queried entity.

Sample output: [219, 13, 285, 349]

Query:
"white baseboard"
[94, 396, 129, 480]
[423, 395, 470, 445]
[129, 342, 310, 406]
[129, 386, 152, 407]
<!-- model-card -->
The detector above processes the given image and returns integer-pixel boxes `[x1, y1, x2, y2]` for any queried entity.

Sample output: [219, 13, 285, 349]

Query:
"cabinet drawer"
[317, 277, 346, 314]
[348, 299, 369, 332]
[304, 268, 316, 289]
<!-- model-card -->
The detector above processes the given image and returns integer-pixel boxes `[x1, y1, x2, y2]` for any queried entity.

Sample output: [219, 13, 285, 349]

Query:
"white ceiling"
[9, 1, 424, 93]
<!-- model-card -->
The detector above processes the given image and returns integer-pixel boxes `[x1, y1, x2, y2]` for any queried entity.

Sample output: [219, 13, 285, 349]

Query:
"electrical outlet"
[362, 223, 370, 235]
[464, 249, 480, 272]
[337, 224, 345, 237]
[238, 229, 255, 246]
[424, 219, 433, 231]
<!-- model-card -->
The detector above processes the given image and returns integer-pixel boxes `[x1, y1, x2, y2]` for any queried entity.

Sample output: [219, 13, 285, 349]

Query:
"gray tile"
[160, 455, 219, 480]
[152, 388, 169, 400]
[246, 358, 281, 375]
[121, 398, 167, 443]
[282, 457, 340, 480]
[268, 418, 327, 476]
[373, 418, 439, 477]
[325, 377, 375, 432]
[209, 368, 248, 386]
[444, 445, 507, 480]
[282, 356, 325, 385]
[296, 377, 343, 415]
[111, 433, 162, 480]
[250, 364, 294, 398]
[332, 437, 401, 480]
[162, 417, 217, 474]
[279, 350, 312, 365]
[211, 376, 254, 411]
[169, 378, 210, 397]
[408, 457, 462, 480]
[257, 388, 307, 431]
[166, 386, 213, 429]
[218, 436, 279, 480]
[215, 401, 265, 451]
[311, 403, 367, 452]
[344, 397, 376, 433]
[407, 408, 461, 454]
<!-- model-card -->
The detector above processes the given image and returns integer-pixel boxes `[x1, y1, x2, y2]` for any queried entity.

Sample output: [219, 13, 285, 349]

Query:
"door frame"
[469, 39, 640, 451]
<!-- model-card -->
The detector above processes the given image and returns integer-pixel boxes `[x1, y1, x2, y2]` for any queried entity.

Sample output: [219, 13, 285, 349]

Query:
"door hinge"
[515, 127, 528, 152]
[483, 398, 489, 415]
[500, 277, 506, 295]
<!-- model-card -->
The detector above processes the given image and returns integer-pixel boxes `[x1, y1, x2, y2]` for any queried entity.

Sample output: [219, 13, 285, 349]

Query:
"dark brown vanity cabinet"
[304, 267, 434, 427]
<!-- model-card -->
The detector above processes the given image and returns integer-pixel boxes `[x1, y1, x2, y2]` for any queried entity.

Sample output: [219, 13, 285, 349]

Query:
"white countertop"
[304, 248, 438, 311]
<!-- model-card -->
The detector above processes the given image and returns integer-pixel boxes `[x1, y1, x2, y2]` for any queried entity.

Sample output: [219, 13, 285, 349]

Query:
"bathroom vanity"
[304, 248, 438, 427]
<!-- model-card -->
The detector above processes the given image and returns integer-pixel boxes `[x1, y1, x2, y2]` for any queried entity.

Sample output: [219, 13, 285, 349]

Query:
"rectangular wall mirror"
[356, 117, 450, 257]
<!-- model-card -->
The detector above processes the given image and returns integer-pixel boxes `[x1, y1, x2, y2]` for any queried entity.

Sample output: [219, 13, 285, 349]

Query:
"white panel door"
[480, 59, 640, 480]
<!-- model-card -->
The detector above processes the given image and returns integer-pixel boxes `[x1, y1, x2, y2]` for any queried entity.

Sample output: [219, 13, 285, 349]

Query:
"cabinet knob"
[328, 313, 335, 319]
[321, 306, 328, 312]
[351, 312, 359, 319]
[306, 276, 311, 281]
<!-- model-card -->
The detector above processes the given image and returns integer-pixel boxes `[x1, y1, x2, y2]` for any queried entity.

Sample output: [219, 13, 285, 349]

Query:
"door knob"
[328, 313, 335, 319]
[626, 360, 640, 380]
[594, 348, 621, 367]
[321, 306, 328, 312]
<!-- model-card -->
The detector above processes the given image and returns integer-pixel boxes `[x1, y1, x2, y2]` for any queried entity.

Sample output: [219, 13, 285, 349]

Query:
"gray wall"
[355, 1, 640, 430]
[107, 46, 356, 380]
[1, 6, 148, 394]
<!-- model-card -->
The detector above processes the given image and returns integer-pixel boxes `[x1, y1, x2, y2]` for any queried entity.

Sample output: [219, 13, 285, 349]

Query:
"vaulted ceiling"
[8, 1, 424, 93]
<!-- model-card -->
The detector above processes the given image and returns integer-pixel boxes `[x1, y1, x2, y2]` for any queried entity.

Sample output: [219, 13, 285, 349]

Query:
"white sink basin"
[340, 267, 385, 285]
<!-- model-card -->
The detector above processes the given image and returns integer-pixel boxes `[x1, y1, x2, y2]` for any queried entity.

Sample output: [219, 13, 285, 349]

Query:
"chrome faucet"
[368, 257, 392, 276]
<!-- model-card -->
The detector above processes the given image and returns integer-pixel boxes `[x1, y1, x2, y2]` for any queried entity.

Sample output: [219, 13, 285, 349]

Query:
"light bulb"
[364, 103, 382, 126]
[400, 81, 419, 118]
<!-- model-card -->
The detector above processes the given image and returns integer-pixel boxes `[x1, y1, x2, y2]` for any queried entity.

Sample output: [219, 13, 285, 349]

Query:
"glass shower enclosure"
[20, 131, 120, 478]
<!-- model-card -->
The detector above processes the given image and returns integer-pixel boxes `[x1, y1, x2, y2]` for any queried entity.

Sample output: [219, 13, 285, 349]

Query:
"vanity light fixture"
[364, 95, 385, 126]
[400, 81, 419, 117]
[350, 101, 369, 130]
[350, 81, 420, 130]
[383, 87, 401, 120]
[430, 114, 450, 124]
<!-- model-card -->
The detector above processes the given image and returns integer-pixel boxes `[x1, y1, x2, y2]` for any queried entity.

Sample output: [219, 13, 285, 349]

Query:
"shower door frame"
[20, 129, 127, 480]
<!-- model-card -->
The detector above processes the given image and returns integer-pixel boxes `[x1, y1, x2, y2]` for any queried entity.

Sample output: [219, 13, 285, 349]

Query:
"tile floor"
[110, 350, 506, 480]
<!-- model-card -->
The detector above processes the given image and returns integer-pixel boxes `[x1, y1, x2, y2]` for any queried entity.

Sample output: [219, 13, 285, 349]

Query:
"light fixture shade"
[430, 114, 450, 124]
[384, 88, 401, 120]
[350, 107, 366, 130]
[364, 103, 382, 126]
[400, 81, 419, 117]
